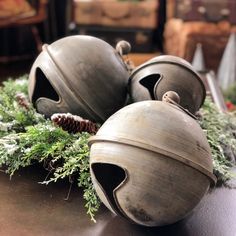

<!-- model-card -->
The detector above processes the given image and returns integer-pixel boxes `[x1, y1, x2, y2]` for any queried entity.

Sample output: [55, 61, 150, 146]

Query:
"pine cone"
[15, 93, 30, 110]
[51, 113, 98, 134]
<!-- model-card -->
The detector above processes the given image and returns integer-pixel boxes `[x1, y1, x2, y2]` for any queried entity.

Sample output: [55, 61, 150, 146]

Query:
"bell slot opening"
[32, 67, 60, 104]
[139, 74, 161, 100]
[91, 163, 127, 216]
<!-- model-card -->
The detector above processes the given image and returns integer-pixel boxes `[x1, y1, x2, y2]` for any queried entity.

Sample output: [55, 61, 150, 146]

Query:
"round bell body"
[89, 101, 216, 227]
[128, 55, 206, 114]
[28, 35, 129, 122]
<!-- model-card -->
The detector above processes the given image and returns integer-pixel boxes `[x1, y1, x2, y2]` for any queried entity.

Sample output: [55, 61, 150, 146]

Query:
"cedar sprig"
[0, 122, 101, 221]
[0, 77, 100, 221]
[199, 97, 236, 185]
[0, 76, 44, 135]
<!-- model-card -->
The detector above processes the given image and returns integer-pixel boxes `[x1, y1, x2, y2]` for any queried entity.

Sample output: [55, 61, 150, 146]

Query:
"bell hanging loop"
[162, 91, 197, 120]
[115, 40, 131, 56]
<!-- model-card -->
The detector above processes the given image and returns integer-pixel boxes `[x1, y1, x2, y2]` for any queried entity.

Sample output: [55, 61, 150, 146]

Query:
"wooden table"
[0, 165, 235, 236]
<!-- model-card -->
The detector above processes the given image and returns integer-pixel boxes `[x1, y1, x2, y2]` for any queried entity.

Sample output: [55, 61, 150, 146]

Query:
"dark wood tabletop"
[0, 165, 235, 236]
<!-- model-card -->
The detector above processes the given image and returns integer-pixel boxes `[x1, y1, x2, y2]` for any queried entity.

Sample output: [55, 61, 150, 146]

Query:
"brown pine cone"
[51, 113, 98, 134]
[15, 93, 30, 110]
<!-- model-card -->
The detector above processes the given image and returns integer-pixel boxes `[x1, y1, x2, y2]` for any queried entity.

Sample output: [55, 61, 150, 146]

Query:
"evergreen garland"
[198, 97, 236, 184]
[223, 82, 236, 105]
[0, 76, 100, 222]
[0, 77, 44, 135]
[0, 76, 235, 223]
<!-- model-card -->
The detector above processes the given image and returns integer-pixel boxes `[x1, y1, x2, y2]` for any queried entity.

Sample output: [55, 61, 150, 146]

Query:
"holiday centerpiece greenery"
[223, 82, 236, 111]
[0, 75, 235, 222]
[0, 76, 100, 222]
[199, 97, 236, 184]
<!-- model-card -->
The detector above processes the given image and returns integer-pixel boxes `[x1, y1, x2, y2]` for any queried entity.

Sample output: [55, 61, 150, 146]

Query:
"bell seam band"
[89, 136, 217, 186]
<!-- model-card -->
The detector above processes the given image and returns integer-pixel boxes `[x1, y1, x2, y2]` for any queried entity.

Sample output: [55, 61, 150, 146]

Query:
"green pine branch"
[198, 97, 236, 184]
[0, 76, 44, 135]
[0, 76, 100, 221]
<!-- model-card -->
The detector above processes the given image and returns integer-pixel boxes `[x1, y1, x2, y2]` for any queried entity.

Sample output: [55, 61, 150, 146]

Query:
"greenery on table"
[0, 76, 235, 223]
[223, 82, 236, 105]
[0, 76, 100, 222]
[0, 78, 44, 135]
[199, 97, 236, 184]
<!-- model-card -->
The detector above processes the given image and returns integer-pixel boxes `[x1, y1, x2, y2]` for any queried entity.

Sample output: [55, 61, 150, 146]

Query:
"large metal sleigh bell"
[128, 55, 206, 114]
[89, 94, 216, 227]
[28, 35, 130, 122]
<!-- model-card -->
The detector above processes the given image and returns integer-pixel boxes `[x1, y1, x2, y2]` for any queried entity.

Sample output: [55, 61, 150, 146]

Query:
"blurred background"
[1, 0, 164, 79]
[0, 0, 236, 105]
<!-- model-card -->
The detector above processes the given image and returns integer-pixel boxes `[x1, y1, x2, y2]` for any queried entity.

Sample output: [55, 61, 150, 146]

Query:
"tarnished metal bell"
[89, 98, 216, 227]
[28, 35, 130, 122]
[128, 55, 206, 114]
